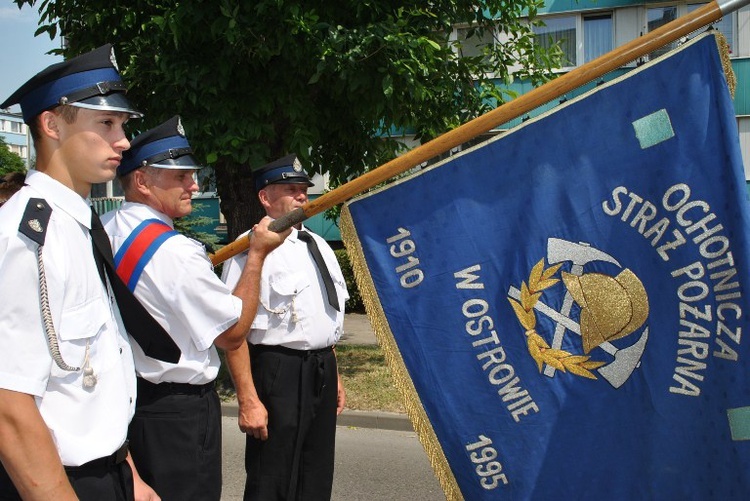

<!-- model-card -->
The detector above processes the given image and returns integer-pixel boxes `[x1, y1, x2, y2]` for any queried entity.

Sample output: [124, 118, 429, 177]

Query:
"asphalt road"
[221, 416, 445, 500]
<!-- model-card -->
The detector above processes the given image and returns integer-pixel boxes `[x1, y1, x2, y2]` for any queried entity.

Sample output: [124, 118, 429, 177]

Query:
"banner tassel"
[713, 29, 736, 97]
[340, 206, 464, 500]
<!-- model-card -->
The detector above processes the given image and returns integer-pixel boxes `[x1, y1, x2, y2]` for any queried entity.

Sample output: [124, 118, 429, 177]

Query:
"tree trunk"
[215, 158, 265, 242]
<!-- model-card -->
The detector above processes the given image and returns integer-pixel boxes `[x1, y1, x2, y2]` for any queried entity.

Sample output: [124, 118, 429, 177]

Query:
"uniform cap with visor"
[253, 154, 315, 192]
[118, 115, 202, 176]
[0, 44, 142, 124]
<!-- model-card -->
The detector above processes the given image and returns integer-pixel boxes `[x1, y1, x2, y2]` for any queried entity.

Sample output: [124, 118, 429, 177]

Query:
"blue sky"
[0, 4, 62, 111]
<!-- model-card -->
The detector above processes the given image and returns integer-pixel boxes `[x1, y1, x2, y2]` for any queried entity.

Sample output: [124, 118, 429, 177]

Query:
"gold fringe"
[340, 205, 463, 501]
[714, 30, 736, 98]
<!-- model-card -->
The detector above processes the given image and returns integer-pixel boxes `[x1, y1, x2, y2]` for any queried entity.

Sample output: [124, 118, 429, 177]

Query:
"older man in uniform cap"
[101, 116, 289, 500]
[0, 44, 163, 500]
[222, 155, 348, 500]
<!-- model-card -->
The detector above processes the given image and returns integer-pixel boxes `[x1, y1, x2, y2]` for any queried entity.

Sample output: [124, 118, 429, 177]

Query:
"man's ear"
[133, 169, 152, 197]
[38, 111, 61, 141]
[258, 188, 271, 209]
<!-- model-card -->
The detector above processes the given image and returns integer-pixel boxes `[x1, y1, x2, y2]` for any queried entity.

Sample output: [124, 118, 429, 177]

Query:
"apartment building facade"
[452, 0, 750, 178]
[0, 110, 31, 169]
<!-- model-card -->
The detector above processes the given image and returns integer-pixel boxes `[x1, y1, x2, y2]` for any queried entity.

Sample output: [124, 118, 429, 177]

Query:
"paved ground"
[339, 312, 378, 345]
[221, 312, 414, 431]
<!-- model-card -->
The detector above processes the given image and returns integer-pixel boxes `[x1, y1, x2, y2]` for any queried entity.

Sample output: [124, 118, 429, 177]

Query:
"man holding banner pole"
[102, 116, 289, 500]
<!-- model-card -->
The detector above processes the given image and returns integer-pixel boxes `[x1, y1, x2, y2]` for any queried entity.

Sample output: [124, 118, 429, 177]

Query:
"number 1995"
[465, 435, 508, 490]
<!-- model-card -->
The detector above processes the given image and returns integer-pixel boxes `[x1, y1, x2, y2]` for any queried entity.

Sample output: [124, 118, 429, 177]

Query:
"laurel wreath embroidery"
[507, 259, 606, 380]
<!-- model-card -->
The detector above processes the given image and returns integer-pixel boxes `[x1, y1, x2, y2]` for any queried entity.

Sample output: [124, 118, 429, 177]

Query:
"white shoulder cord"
[36, 244, 97, 388]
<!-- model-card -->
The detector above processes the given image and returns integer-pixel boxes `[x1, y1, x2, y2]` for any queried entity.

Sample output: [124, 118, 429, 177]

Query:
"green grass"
[336, 344, 405, 413]
[217, 343, 405, 413]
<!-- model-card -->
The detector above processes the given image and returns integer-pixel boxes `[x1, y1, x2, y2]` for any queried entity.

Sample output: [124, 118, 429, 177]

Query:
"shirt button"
[120, 347, 123, 354]
[130, 397, 133, 404]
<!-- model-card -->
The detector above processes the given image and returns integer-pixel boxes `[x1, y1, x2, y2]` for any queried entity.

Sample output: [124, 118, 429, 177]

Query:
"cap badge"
[293, 157, 303, 173]
[109, 47, 119, 71]
[177, 117, 185, 137]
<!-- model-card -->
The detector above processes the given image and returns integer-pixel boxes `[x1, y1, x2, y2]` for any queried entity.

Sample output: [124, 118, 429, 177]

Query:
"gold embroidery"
[562, 269, 649, 354]
[508, 259, 606, 379]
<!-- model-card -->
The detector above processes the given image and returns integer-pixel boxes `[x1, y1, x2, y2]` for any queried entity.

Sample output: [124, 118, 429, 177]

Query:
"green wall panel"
[539, 0, 643, 14]
[732, 58, 750, 116]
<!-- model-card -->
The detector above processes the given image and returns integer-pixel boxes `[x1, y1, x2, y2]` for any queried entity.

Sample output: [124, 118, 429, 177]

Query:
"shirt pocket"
[52, 298, 108, 374]
[265, 272, 310, 320]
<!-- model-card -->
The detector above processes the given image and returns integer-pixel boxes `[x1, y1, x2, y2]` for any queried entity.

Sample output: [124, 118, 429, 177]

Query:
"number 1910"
[386, 227, 423, 289]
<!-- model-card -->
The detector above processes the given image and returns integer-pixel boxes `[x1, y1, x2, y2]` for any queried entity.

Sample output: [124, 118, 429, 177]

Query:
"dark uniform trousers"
[244, 344, 338, 501]
[0, 441, 134, 501]
[128, 378, 222, 501]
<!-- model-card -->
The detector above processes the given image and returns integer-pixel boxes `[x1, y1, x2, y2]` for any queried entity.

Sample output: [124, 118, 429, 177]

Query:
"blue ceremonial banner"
[341, 33, 750, 500]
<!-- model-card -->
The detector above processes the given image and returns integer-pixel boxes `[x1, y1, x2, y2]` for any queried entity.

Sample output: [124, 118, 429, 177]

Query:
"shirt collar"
[291, 225, 309, 243]
[120, 201, 174, 227]
[25, 170, 93, 229]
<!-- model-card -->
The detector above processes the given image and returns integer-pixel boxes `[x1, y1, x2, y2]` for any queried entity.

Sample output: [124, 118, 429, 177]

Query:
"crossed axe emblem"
[507, 238, 648, 388]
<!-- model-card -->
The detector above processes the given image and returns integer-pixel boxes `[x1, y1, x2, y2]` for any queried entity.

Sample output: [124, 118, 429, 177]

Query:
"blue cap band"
[18, 68, 121, 123]
[119, 135, 191, 175]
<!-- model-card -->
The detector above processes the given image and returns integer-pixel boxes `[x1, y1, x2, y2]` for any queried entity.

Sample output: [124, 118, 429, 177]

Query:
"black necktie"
[90, 208, 181, 363]
[297, 230, 340, 311]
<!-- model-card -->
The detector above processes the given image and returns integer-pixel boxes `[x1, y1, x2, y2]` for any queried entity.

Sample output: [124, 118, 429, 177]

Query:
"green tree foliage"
[0, 136, 26, 175]
[335, 247, 365, 313]
[16, 0, 560, 238]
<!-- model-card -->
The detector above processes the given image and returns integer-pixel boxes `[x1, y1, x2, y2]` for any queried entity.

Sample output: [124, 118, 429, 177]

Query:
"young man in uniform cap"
[101, 116, 289, 500]
[222, 154, 348, 500]
[0, 44, 161, 500]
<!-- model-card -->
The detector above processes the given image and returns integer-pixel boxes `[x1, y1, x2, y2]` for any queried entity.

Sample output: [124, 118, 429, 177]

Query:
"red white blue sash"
[114, 219, 178, 292]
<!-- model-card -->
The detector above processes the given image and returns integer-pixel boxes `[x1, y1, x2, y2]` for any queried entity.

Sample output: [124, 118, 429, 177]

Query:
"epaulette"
[19, 198, 52, 246]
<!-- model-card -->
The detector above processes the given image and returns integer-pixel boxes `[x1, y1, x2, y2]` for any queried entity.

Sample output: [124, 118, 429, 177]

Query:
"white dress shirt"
[222, 226, 348, 350]
[0, 170, 135, 466]
[102, 202, 242, 384]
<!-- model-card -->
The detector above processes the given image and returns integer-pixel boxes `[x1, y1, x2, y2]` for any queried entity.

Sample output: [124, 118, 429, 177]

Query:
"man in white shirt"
[102, 115, 288, 500]
[222, 155, 348, 500]
[0, 44, 160, 501]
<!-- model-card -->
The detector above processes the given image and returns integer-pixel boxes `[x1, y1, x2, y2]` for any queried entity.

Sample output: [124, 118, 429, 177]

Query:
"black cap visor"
[150, 154, 203, 170]
[71, 92, 143, 118]
[268, 173, 315, 187]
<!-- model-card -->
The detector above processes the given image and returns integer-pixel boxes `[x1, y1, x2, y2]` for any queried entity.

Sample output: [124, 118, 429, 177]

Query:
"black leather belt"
[64, 440, 129, 472]
[250, 344, 333, 356]
[137, 377, 215, 397]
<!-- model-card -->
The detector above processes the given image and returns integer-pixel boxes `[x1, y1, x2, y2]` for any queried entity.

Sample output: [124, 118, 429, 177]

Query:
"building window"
[8, 144, 26, 158]
[648, 3, 735, 60]
[687, 3, 734, 53]
[584, 14, 613, 63]
[533, 15, 577, 67]
[90, 183, 107, 198]
[0, 119, 25, 134]
[456, 26, 496, 61]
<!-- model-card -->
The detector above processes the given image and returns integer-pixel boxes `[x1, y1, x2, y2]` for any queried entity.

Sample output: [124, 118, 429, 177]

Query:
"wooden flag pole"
[210, 0, 747, 266]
